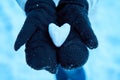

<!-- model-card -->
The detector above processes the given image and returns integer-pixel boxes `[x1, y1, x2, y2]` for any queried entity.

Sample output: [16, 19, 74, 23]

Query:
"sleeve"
[16, 0, 27, 10]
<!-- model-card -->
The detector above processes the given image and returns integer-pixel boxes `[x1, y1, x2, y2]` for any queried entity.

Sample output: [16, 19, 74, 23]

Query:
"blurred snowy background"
[0, 0, 120, 80]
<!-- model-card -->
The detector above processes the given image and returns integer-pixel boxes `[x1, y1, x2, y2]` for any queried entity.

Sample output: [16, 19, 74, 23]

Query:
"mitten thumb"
[14, 16, 37, 51]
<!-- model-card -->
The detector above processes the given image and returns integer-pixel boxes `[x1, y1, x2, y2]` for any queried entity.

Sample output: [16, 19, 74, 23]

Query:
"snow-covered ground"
[0, 0, 120, 80]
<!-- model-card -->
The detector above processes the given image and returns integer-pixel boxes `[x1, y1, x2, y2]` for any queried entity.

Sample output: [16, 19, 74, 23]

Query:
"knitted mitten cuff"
[25, 0, 56, 14]
[57, 0, 89, 10]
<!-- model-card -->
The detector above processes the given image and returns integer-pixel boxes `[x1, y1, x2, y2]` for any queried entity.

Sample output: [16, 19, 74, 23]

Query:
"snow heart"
[48, 23, 71, 47]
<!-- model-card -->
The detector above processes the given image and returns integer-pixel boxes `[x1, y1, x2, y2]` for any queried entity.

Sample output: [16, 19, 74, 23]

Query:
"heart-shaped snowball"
[48, 23, 71, 47]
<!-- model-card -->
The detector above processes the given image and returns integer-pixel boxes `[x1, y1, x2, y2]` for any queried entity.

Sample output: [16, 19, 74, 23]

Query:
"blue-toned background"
[0, 0, 120, 80]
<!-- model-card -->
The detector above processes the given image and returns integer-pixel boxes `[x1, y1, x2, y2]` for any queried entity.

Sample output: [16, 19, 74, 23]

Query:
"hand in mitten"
[56, 0, 98, 69]
[14, 0, 57, 74]
[57, 0, 98, 49]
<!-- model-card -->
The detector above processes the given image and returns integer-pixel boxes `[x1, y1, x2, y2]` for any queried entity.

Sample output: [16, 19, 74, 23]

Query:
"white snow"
[49, 23, 70, 47]
[0, 0, 120, 80]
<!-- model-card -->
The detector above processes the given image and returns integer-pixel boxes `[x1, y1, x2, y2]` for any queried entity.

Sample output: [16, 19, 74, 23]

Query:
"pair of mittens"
[14, 0, 98, 73]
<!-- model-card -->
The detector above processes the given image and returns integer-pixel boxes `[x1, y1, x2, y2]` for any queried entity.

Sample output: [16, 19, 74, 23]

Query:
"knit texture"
[14, 0, 57, 74]
[56, 0, 98, 69]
